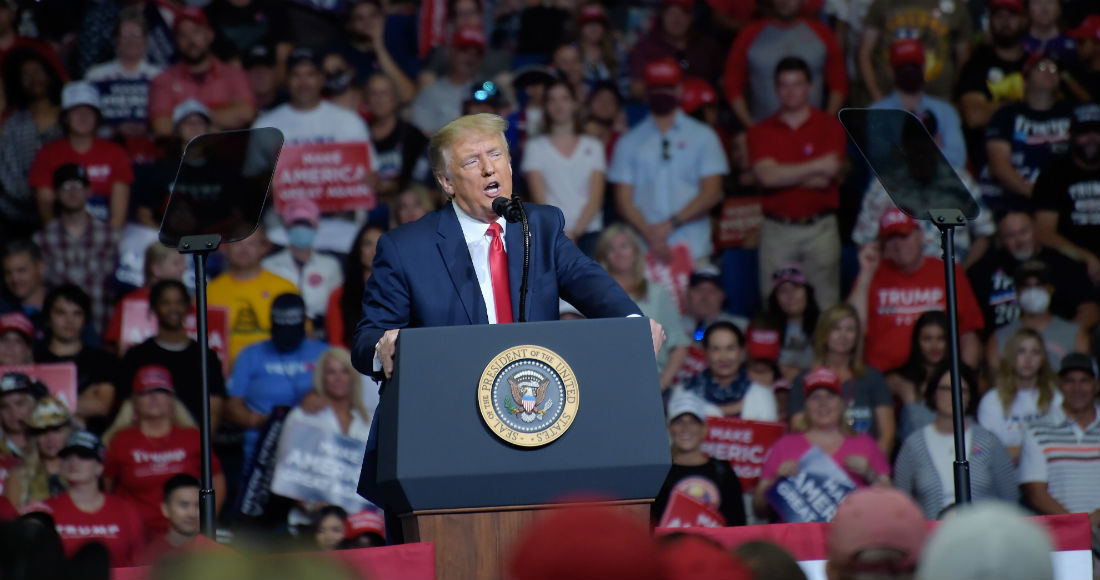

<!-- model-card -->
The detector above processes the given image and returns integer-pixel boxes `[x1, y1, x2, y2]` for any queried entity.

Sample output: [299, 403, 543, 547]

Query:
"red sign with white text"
[645, 243, 694, 315]
[659, 489, 726, 528]
[701, 416, 786, 492]
[0, 362, 78, 415]
[273, 142, 374, 213]
[118, 299, 229, 375]
[715, 196, 763, 249]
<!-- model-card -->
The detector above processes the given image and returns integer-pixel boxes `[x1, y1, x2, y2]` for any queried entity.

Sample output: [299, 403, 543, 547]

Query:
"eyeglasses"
[661, 138, 670, 161]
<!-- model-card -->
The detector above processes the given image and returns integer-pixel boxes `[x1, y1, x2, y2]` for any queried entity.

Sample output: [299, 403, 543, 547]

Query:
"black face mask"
[323, 71, 354, 96]
[894, 64, 925, 93]
[992, 27, 1025, 48]
[1071, 137, 1100, 165]
[648, 92, 678, 115]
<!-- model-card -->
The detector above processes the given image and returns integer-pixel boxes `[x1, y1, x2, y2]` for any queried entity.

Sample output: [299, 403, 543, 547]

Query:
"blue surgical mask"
[287, 224, 316, 249]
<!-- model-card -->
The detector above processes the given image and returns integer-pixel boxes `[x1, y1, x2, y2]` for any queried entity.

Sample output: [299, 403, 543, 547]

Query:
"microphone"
[492, 196, 523, 223]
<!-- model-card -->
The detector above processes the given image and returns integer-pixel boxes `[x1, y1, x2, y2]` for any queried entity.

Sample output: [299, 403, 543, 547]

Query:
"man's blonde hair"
[428, 113, 510, 183]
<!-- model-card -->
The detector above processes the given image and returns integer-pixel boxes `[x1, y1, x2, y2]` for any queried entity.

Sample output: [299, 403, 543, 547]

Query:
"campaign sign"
[645, 243, 693, 314]
[765, 446, 856, 523]
[118, 299, 229, 374]
[659, 489, 726, 528]
[94, 79, 150, 124]
[273, 142, 375, 213]
[701, 417, 786, 492]
[715, 196, 763, 249]
[0, 362, 78, 414]
[270, 420, 370, 514]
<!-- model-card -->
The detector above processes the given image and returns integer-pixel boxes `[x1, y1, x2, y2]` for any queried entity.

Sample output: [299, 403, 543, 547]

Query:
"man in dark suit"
[352, 113, 665, 378]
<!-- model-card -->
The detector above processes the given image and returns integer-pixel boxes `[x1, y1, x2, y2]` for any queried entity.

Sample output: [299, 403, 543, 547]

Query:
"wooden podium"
[360, 319, 672, 579]
[402, 499, 652, 579]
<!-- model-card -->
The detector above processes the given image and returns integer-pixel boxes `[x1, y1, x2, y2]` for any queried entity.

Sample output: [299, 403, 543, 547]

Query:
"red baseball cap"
[281, 198, 320, 227]
[889, 39, 925, 68]
[989, 0, 1024, 14]
[345, 508, 385, 539]
[879, 207, 919, 239]
[680, 76, 717, 114]
[828, 488, 928, 571]
[1067, 15, 1100, 41]
[578, 4, 609, 25]
[451, 27, 487, 51]
[173, 7, 209, 32]
[0, 312, 34, 343]
[746, 327, 781, 362]
[133, 365, 175, 396]
[660, 534, 754, 579]
[644, 58, 683, 88]
[803, 367, 841, 395]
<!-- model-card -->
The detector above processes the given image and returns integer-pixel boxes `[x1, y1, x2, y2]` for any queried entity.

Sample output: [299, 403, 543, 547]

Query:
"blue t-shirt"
[229, 338, 329, 462]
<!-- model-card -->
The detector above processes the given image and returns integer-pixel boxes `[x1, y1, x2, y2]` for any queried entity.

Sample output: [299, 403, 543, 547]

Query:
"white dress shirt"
[453, 202, 509, 324]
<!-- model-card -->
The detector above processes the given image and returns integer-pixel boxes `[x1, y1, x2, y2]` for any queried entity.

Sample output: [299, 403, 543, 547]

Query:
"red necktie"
[486, 222, 513, 323]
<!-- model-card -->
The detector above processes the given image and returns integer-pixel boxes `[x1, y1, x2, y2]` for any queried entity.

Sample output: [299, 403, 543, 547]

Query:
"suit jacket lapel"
[437, 203, 488, 324]
[505, 217, 526, 322]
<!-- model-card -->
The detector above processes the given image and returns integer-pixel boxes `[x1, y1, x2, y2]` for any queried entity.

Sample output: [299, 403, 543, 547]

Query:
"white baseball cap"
[61, 81, 100, 112]
[172, 98, 211, 126]
[666, 390, 720, 424]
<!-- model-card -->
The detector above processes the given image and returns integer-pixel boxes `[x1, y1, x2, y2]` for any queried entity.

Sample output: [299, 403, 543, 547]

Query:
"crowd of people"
[0, 0, 1098, 575]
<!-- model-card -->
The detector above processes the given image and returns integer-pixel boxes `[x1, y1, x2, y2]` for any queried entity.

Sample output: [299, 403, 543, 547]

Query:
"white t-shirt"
[741, 383, 779, 422]
[281, 405, 371, 444]
[84, 59, 162, 81]
[978, 386, 1063, 448]
[252, 101, 374, 146]
[924, 424, 972, 508]
[261, 249, 344, 320]
[521, 135, 607, 235]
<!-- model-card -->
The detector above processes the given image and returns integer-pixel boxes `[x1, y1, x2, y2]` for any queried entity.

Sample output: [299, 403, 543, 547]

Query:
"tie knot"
[486, 222, 502, 237]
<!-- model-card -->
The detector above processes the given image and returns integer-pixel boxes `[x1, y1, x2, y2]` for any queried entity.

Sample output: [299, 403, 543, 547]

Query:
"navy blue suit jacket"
[350, 201, 641, 374]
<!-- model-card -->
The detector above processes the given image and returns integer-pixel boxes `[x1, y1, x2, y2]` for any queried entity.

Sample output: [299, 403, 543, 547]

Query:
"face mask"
[1017, 286, 1051, 314]
[287, 225, 316, 249]
[894, 64, 925, 93]
[647, 92, 678, 116]
[324, 71, 353, 96]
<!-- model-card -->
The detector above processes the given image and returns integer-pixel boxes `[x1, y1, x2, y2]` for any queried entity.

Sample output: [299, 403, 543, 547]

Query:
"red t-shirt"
[148, 59, 255, 121]
[746, 108, 846, 220]
[139, 531, 228, 565]
[104, 425, 221, 537]
[864, 257, 985, 371]
[24, 493, 146, 567]
[0, 495, 17, 520]
[28, 139, 135, 200]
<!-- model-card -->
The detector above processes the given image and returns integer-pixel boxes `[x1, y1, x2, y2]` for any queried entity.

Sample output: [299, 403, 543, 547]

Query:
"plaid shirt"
[33, 216, 120, 334]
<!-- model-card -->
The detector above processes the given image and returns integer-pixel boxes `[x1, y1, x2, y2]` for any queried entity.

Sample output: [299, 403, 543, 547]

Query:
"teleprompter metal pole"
[178, 233, 222, 538]
[929, 209, 971, 505]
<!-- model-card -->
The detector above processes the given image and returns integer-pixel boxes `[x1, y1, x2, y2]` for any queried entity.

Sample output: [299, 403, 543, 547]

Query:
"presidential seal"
[477, 345, 579, 447]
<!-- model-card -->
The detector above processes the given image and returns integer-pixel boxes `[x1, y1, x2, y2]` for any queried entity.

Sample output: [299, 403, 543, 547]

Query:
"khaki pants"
[758, 215, 841, 311]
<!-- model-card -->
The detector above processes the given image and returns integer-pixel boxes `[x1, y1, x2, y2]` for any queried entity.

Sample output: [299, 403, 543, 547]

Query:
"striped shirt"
[894, 424, 1018, 519]
[1018, 405, 1100, 515]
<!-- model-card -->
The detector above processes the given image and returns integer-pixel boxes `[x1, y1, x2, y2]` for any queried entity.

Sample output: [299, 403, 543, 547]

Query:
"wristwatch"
[670, 215, 682, 229]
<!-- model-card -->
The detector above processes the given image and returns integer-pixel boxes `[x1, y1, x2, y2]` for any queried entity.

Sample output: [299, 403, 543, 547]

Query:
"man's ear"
[436, 172, 455, 198]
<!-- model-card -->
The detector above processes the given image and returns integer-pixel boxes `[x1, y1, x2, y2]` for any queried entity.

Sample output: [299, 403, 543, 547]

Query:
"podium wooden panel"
[401, 499, 653, 580]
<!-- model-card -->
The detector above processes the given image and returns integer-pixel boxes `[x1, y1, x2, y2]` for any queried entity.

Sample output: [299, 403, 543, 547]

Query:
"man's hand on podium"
[650, 318, 666, 358]
[377, 329, 401, 378]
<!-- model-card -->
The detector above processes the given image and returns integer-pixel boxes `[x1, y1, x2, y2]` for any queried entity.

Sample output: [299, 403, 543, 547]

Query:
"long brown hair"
[994, 328, 1058, 416]
[810, 303, 867, 378]
[538, 78, 584, 135]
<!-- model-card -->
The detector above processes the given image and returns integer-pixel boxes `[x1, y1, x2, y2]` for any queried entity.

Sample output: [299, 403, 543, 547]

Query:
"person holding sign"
[753, 367, 890, 521]
[652, 390, 746, 528]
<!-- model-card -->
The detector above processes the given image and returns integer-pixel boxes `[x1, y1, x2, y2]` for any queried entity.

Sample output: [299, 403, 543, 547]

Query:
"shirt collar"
[452, 200, 506, 245]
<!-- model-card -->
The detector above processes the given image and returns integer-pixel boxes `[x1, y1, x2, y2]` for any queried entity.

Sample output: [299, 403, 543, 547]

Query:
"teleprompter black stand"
[158, 128, 285, 536]
[839, 108, 980, 505]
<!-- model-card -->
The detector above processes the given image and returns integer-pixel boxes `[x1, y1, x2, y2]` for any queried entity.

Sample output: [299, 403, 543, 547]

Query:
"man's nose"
[481, 158, 495, 176]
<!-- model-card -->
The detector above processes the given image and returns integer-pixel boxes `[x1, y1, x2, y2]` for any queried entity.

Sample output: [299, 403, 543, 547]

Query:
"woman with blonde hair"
[274, 347, 372, 530]
[102, 365, 225, 537]
[4, 396, 74, 508]
[786, 303, 895, 456]
[753, 367, 890, 520]
[977, 327, 1062, 462]
[593, 224, 690, 391]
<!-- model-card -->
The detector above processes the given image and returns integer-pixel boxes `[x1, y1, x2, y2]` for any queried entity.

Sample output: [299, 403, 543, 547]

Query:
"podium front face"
[372, 318, 671, 514]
